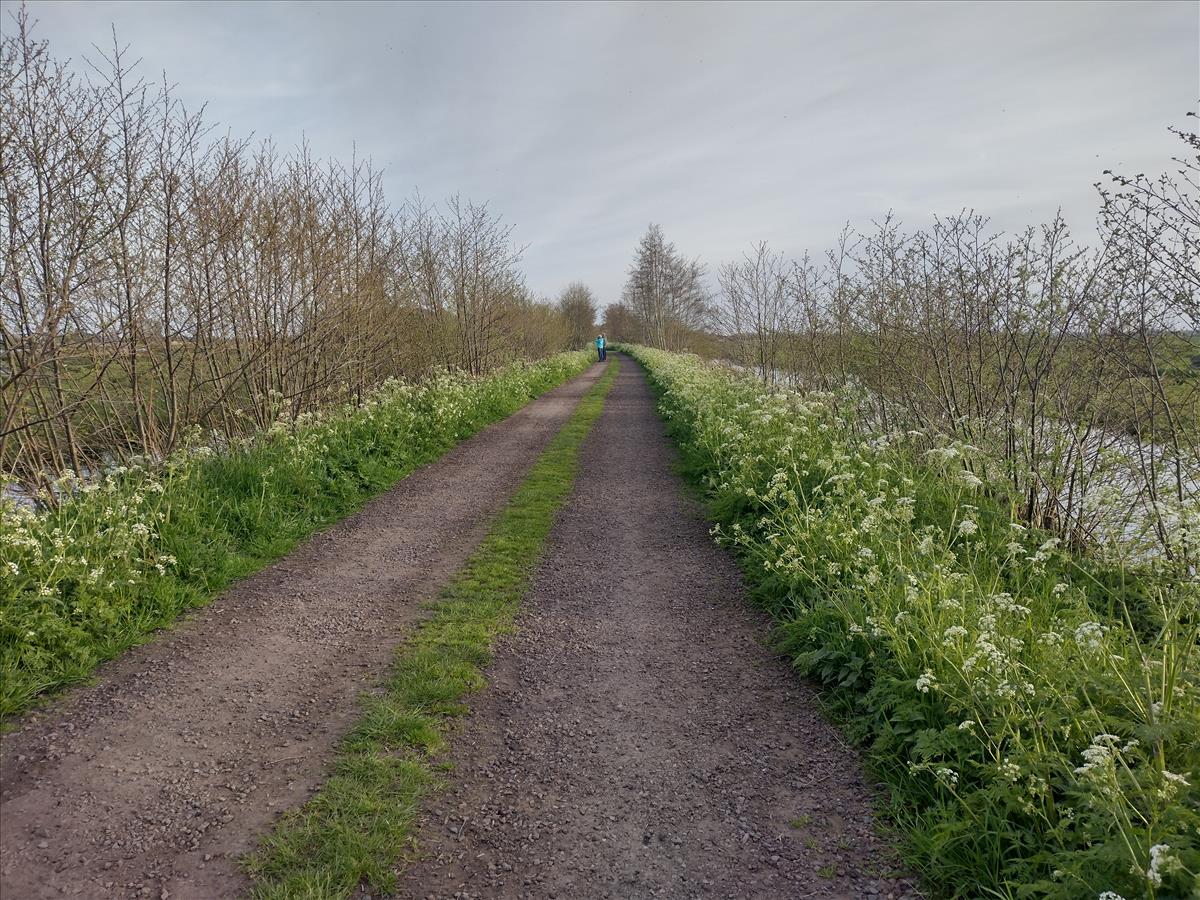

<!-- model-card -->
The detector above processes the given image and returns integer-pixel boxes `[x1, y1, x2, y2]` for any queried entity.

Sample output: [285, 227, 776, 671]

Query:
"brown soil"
[393, 359, 919, 899]
[0, 365, 604, 900]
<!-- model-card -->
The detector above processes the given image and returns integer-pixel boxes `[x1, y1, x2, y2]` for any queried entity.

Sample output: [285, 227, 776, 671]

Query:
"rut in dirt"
[0, 365, 605, 900]
[395, 358, 919, 899]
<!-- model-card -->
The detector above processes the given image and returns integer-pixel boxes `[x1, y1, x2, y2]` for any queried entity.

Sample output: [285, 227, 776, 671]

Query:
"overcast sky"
[11, 0, 1199, 305]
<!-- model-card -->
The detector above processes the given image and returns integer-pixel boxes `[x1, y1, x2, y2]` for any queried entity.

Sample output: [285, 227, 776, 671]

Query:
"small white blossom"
[1146, 844, 1181, 887]
[1074, 622, 1107, 651]
[1075, 734, 1122, 776]
[943, 625, 968, 644]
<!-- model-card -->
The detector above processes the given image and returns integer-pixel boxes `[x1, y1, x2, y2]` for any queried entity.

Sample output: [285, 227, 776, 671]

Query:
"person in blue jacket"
[595, 333, 607, 362]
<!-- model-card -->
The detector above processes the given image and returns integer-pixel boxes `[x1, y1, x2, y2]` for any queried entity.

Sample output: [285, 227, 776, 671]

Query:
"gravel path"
[0, 364, 605, 900]
[394, 358, 918, 899]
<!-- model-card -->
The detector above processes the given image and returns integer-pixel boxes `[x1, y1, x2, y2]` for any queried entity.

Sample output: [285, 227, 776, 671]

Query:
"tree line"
[0, 13, 596, 492]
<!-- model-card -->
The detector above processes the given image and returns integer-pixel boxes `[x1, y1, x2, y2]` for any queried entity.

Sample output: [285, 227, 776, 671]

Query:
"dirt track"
[0, 365, 604, 900]
[1, 357, 916, 900]
[394, 359, 917, 899]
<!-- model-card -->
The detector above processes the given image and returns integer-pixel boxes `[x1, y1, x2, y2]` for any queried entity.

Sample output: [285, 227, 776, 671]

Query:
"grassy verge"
[622, 345, 1198, 900]
[0, 352, 594, 723]
[242, 356, 619, 899]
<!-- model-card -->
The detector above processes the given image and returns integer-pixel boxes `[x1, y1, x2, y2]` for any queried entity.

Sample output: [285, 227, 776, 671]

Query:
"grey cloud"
[12, 0, 1197, 304]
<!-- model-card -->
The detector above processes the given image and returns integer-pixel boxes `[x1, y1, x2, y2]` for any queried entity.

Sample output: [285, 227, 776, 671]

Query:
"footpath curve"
[0, 363, 605, 900]
[395, 358, 919, 899]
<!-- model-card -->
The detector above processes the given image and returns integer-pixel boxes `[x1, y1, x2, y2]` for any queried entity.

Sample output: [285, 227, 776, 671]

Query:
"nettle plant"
[630, 346, 1198, 900]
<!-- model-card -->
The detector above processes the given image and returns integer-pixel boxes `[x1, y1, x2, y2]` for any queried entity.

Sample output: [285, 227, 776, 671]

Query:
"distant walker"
[595, 333, 607, 362]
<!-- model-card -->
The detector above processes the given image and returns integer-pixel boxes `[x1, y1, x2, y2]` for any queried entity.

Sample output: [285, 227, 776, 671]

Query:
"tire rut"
[0, 363, 606, 900]
[394, 357, 921, 899]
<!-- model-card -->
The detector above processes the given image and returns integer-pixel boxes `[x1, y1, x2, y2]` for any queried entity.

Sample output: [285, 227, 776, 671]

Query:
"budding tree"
[621, 224, 710, 350]
[601, 302, 640, 343]
[556, 282, 598, 349]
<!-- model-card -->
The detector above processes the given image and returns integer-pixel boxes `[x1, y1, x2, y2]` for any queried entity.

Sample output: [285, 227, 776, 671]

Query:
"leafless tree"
[556, 281, 597, 349]
[622, 224, 710, 351]
[717, 242, 792, 384]
[0, 14, 574, 492]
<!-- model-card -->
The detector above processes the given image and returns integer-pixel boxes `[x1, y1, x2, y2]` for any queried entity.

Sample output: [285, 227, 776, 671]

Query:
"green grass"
[242, 357, 619, 899]
[1, 353, 594, 723]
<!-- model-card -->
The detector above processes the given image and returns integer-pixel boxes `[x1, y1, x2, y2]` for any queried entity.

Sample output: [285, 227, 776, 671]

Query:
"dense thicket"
[0, 13, 579, 492]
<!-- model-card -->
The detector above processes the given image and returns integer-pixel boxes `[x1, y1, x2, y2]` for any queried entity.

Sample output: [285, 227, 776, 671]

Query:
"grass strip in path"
[243, 356, 620, 900]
